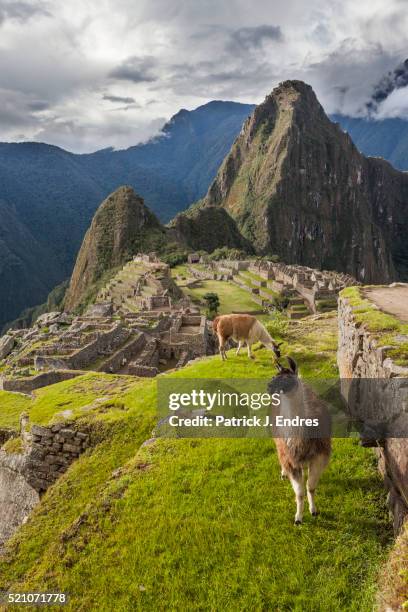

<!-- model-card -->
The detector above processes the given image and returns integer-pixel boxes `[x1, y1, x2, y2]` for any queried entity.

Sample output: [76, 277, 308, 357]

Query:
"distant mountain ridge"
[4, 90, 408, 329]
[332, 114, 408, 171]
[0, 100, 254, 329]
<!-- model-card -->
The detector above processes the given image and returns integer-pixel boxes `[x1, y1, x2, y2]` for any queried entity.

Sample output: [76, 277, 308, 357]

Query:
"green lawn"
[182, 279, 260, 314]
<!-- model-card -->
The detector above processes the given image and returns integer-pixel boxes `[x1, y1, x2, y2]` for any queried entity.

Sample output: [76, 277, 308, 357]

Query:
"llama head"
[267, 357, 299, 395]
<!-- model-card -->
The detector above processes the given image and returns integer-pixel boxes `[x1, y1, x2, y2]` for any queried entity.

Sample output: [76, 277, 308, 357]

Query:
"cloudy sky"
[0, 0, 407, 152]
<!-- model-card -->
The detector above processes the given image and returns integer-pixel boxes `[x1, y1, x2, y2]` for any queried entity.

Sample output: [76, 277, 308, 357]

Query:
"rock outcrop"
[203, 80, 408, 283]
[0, 334, 14, 359]
[64, 186, 167, 311]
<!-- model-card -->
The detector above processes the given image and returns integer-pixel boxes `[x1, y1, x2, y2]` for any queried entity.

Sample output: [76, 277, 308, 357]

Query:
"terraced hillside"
[0, 312, 393, 610]
[173, 259, 350, 321]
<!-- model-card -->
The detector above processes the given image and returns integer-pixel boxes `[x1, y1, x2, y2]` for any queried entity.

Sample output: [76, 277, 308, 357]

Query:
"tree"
[203, 292, 220, 319]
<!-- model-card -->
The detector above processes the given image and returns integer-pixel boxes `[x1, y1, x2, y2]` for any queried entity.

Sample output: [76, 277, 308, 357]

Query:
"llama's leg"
[307, 454, 329, 517]
[218, 334, 227, 361]
[288, 469, 305, 525]
[236, 341, 242, 356]
[247, 342, 254, 359]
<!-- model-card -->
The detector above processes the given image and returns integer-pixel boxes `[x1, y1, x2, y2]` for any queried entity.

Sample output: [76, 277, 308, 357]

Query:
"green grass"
[340, 286, 408, 366]
[239, 269, 265, 283]
[0, 391, 32, 430]
[2, 436, 24, 454]
[1, 437, 391, 612]
[181, 279, 261, 315]
[0, 312, 393, 610]
[377, 521, 408, 610]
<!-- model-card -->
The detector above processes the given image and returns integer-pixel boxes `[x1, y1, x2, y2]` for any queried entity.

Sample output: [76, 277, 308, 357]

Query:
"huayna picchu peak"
[200, 80, 408, 283]
[64, 186, 168, 312]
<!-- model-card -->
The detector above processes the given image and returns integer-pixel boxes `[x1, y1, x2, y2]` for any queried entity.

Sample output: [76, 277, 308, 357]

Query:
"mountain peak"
[203, 80, 408, 283]
[64, 186, 165, 311]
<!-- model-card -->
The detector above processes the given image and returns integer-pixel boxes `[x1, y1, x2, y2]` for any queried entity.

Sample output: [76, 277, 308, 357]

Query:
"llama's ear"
[286, 356, 298, 374]
[275, 360, 285, 373]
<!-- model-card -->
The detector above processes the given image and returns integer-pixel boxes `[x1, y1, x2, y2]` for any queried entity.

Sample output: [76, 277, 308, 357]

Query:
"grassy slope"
[0, 391, 32, 430]
[0, 313, 392, 611]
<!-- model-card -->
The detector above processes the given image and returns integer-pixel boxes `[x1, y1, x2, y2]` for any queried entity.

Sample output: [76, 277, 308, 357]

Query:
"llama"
[267, 357, 331, 524]
[212, 314, 282, 360]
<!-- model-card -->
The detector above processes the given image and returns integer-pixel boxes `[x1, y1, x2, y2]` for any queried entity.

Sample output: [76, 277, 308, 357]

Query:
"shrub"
[203, 292, 220, 319]
[266, 311, 289, 338]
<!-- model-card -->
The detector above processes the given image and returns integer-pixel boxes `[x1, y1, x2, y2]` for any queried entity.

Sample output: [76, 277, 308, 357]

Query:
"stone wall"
[25, 422, 90, 492]
[98, 332, 146, 373]
[0, 451, 39, 548]
[35, 323, 130, 371]
[0, 370, 85, 394]
[0, 415, 91, 547]
[338, 294, 408, 533]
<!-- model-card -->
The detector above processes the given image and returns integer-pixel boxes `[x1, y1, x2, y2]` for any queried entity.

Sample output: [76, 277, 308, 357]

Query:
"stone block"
[31, 425, 52, 438]
[75, 432, 89, 440]
[60, 428, 75, 438]
[30, 447, 46, 461]
[62, 443, 81, 454]
[44, 454, 60, 465]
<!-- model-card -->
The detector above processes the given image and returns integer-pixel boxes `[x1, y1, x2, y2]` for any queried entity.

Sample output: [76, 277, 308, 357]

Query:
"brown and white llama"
[212, 314, 282, 360]
[267, 357, 331, 525]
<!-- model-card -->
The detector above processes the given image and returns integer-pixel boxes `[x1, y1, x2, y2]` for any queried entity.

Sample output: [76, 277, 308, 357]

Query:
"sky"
[0, 0, 408, 152]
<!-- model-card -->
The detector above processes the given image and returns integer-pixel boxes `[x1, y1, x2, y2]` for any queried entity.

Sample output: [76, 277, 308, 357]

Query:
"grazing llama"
[267, 357, 331, 525]
[212, 314, 282, 360]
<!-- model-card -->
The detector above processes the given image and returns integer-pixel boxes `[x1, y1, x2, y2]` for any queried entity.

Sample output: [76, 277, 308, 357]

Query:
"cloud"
[301, 39, 402, 116]
[227, 24, 283, 52]
[109, 56, 157, 83]
[33, 114, 166, 152]
[1, 0, 408, 150]
[0, 0, 49, 25]
[366, 58, 408, 113]
[102, 94, 136, 104]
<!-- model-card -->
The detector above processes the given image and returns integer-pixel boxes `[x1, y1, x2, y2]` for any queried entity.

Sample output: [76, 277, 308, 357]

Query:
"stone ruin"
[190, 258, 358, 317]
[0, 412, 91, 547]
[0, 258, 212, 394]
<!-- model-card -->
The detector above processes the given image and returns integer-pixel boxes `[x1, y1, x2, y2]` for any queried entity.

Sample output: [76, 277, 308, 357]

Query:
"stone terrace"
[0, 256, 212, 393]
[192, 258, 358, 318]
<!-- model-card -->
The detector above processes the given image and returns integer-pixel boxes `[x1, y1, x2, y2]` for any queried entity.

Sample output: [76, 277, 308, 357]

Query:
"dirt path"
[364, 285, 408, 322]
